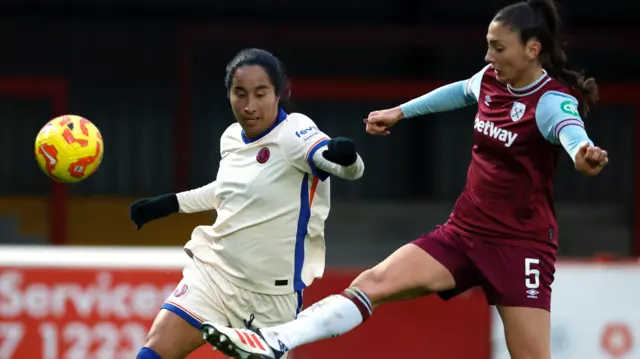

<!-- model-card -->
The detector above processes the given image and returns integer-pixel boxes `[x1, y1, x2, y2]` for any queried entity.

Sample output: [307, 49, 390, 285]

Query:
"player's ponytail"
[276, 63, 296, 113]
[528, 0, 598, 117]
[495, 0, 598, 117]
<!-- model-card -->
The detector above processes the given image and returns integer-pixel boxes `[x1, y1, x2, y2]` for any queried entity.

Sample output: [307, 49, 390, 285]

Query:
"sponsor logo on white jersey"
[295, 126, 321, 142]
[474, 117, 518, 148]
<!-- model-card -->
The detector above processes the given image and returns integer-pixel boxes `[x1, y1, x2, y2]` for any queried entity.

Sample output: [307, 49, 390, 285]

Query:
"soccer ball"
[34, 115, 104, 183]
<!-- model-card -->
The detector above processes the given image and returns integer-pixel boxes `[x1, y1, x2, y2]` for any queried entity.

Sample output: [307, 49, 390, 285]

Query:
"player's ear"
[274, 95, 281, 110]
[525, 39, 542, 61]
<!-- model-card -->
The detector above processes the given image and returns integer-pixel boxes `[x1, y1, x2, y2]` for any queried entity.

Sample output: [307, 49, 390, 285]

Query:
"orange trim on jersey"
[305, 136, 329, 165]
[165, 300, 204, 323]
[309, 176, 319, 206]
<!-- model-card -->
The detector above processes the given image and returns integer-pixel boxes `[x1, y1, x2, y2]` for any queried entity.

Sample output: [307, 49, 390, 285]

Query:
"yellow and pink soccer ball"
[34, 115, 104, 183]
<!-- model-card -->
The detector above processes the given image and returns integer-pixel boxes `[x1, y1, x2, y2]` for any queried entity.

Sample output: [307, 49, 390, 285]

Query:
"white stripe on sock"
[345, 288, 372, 316]
[351, 288, 372, 310]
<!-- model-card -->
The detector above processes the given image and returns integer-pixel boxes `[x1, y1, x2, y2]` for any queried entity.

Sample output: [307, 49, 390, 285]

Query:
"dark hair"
[224, 48, 294, 112]
[494, 0, 598, 117]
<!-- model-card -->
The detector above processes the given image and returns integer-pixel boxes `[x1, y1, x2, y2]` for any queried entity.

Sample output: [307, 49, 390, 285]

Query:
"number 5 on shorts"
[525, 258, 540, 289]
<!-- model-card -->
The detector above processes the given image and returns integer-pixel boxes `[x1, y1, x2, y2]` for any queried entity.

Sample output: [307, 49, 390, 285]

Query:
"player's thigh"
[497, 306, 551, 359]
[352, 225, 476, 307]
[470, 242, 556, 311]
[470, 242, 555, 359]
[144, 259, 230, 358]
[143, 309, 205, 359]
[228, 290, 302, 329]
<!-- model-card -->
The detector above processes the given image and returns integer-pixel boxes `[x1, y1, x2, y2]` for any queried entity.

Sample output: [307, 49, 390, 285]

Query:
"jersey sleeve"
[280, 114, 331, 181]
[219, 123, 240, 157]
[463, 64, 491, 101]
[311, 147, 365, 181]
[536, 91, 594, 162]
[176, 181, 217, 213]
[177, 125, 239, 213]
[399, 80, 475, 118]
[398, 65, 488, 118]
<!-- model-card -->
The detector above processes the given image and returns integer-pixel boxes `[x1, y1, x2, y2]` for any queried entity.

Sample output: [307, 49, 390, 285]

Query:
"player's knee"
[506, 348, 550, 359]
[141, 330, 173, 359]
[137, 347, 163, 359]
[141, 309, 204, 359]
[141, 329, 189, 359]
[142, 328, 164, 352]
[350, 267, 388, 306]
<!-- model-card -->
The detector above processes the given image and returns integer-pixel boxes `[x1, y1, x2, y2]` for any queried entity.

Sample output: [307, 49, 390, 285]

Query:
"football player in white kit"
[129, 48, 365, 359]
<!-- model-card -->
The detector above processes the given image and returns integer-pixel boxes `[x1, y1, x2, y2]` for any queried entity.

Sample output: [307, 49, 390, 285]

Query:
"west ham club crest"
[510, 102, 526, 122]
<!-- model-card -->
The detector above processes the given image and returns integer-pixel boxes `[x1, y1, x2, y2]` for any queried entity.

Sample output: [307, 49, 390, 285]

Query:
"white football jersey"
[184, 111, 331, 295]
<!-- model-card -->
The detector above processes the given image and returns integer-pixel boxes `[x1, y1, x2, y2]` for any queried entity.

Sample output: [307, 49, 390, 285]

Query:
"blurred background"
[1, 0, 638, 260]
[0, 1, 638, 358]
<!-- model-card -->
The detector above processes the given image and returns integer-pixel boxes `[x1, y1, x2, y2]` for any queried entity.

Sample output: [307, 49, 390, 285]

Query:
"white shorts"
[163, 256, 303, 330]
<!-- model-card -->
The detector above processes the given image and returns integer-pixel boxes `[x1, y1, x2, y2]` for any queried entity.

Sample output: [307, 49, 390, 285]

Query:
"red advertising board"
[0, 267, 202, 359]
[295, 269, 491, 359]
[0, 247, 490, 359]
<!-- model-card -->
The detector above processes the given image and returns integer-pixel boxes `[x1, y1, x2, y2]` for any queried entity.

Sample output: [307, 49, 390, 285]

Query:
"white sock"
[260, 288, 373, 352]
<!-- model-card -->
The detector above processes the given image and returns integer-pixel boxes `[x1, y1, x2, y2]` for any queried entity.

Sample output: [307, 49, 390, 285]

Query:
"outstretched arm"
[176, 181, 217, 213]
[364, 65, 489, 135]
[399, 65, 488, 119]
[129, 182, 216, 230]
[399, 80, 477, 119]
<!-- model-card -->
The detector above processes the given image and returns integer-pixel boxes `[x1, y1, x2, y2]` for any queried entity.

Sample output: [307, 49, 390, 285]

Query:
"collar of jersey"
[241, 108, 288, 144]
[507, 69, 549, 96]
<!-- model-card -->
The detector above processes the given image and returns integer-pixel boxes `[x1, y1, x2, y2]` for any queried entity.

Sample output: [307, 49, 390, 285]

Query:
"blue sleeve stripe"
[306, 138, 330, 181]
[554, 118, 584, 139]
[161, 302, 202, 329]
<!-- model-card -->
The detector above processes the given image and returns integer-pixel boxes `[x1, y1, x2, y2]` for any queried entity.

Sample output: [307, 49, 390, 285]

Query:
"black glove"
[129, 193, 179, 230]
[322, 137, 358, 166]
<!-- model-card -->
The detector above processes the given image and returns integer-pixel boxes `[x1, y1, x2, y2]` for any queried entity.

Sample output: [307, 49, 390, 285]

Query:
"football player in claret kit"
[205, 1, 608, 359]
[129, 48, 365, 359]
